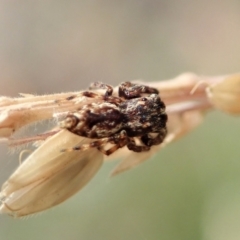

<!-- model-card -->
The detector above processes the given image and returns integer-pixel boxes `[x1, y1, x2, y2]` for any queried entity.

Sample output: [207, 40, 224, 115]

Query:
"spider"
[59, 81, 167, 156]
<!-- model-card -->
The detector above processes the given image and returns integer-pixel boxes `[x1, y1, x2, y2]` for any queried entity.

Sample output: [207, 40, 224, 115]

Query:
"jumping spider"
[59, 82, 167, 155]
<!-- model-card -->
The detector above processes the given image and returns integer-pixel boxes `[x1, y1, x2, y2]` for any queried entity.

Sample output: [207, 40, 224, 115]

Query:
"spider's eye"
[141, 97, 147, 101]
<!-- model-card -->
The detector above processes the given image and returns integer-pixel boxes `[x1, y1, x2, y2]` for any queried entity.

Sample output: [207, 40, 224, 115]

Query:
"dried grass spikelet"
[0, 91, 98, 138]
[0, 130, 103, 218]
[0, 73, 238, 217]
[206, 74, 240, 114]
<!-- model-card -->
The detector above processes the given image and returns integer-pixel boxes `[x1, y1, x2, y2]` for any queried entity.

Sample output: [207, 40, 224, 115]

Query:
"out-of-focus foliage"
[0, 1, 240, 239]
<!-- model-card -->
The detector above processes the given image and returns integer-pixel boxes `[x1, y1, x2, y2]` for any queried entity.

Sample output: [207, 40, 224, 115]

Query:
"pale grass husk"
[206, 74, 240, 114]
[0, 130, 103, 218]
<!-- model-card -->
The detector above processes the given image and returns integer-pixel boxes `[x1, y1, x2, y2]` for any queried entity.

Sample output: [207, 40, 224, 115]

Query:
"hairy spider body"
[60, 82, 167, 155]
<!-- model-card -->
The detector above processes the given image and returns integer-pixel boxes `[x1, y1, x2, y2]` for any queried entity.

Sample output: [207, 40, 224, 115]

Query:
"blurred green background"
[0, 1, 240, 240]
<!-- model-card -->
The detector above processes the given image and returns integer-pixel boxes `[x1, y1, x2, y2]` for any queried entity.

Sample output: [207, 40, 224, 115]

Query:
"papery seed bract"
[207, 74, 240, 115]
[0, 129, 103, 218]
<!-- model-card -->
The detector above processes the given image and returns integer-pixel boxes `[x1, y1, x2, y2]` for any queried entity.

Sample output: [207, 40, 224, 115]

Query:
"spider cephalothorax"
[59, 82, 167, 155]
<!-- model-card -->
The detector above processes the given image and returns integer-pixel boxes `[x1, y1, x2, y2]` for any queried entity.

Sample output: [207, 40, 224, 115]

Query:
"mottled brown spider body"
[60, 82, 167, 155]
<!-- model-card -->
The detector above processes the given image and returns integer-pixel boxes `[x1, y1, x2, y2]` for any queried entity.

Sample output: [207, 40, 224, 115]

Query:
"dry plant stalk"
[0, 72, 239, 218]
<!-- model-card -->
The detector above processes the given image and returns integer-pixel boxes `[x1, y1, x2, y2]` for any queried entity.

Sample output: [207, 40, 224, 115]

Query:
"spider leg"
[89, 82, 113, 97]
[60, 138, 110, 153]
[127, 137, 150, 152]
[61, 130, 128, 153]
[119, 82, 159, 99]
[141, 128, 167, 147]
[55, 91, 106, 104]
[98, 144, 121, 156]
[98, 130, 129, 155]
